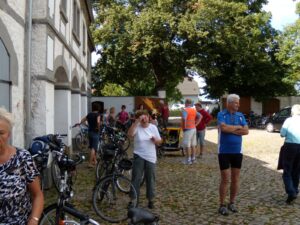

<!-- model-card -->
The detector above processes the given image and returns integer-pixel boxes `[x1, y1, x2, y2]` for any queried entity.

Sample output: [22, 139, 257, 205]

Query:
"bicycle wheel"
[39, 203, 80, 225]
[95, 159, 106, 180]
[92, 175, 137, 223]
[51, 159, 61, 192]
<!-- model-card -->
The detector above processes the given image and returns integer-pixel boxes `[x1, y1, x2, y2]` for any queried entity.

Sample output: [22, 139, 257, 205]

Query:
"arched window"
[0, 38, 11, 110]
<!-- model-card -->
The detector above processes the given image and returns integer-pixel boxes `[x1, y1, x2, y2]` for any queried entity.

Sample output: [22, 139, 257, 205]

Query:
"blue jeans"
[282, 143, 300, 197]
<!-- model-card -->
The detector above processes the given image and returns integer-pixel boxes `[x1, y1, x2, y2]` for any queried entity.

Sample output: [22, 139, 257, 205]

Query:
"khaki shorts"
[182, 128, 197, 148]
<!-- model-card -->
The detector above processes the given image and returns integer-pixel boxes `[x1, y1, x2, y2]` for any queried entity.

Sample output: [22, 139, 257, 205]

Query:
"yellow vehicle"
[158, 127, 184, 156]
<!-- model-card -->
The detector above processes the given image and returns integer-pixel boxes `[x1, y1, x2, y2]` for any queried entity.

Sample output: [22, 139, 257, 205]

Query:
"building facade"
[0, 0, 94, 148]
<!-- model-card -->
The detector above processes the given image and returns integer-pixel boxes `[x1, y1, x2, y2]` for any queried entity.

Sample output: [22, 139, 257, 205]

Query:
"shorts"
[88, 131, 99, 151]
[218, 153, 243, 170]
[182, 128, 197, 148]
[197, 130, 206, 146]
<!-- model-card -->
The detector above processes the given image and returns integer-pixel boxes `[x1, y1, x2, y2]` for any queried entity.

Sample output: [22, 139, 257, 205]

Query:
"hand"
[150, 136, 156, 143]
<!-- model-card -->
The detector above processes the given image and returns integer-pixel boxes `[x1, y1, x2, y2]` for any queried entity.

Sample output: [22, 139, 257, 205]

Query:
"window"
[0, 38, 11, 110]
[72, 0, 80, 44]
[60, 0, 68, 22]
[82, 23, 86, 54]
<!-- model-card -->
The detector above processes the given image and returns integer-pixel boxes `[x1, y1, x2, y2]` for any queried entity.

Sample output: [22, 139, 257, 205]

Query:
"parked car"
[265, 106, 291, 132]
[170, 103, 184, 110]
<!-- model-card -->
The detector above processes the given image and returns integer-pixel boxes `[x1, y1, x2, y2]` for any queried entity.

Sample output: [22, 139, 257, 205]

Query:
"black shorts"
[88, 131, 99, 150]
[218, 153, 243, 170]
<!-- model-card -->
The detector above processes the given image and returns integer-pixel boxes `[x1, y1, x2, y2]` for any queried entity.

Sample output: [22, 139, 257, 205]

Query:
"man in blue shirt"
[217, 94, 249, 216]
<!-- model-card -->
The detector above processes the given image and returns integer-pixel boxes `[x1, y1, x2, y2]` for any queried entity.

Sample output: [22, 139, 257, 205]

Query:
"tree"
[276, 2, 300, 92]
[92, 0, 293, 100]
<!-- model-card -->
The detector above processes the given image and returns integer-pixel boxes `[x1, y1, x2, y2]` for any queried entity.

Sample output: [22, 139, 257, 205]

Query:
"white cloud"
[263, 0, 299, 30]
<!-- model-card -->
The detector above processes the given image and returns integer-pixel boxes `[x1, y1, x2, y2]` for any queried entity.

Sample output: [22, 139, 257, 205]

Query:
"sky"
[263, 0, 299, 30]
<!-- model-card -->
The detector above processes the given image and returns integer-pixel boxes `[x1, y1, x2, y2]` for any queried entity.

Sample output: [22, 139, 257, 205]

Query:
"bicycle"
[72, 123, 89, 151]
[128, 207, 159, 225]
[92, 145, 138, 223]
[39, 153, 100, 225]
[29, 134, 67, 191]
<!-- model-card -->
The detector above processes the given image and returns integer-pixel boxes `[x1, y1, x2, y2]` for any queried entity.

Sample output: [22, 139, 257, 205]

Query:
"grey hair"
[227, 94, 240, 103]
[0, 107, 14, 131]
[291, 104, 300, 116]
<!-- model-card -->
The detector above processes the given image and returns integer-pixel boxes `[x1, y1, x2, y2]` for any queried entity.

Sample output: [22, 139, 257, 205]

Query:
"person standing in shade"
[80, 104, 101, 167]
[280, 104, 300, 204]
[217, 94, 248, 216]
[159, 100, 169, 128]
[195, 102, 212, 158]
[128, 110, 162, 209]
[181, 99, 202, 165]
[116, 105, 130, 131]
[107, 107, 116, 127]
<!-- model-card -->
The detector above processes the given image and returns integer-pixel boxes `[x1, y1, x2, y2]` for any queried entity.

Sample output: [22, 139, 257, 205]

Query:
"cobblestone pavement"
[45, 128, 300, 225]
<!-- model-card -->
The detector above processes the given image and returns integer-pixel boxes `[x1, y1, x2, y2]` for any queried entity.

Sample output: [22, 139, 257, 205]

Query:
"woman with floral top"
[0, 107, 44, 225]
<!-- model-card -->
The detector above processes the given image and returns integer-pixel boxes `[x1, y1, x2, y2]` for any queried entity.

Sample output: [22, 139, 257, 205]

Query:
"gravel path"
[45, 128, 300, 225]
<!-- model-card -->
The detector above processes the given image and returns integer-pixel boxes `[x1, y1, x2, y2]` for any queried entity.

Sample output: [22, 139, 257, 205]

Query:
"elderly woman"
[128, 110, 162, 209]
[280, 104, 300, 204]
[0, 107, 44, 224]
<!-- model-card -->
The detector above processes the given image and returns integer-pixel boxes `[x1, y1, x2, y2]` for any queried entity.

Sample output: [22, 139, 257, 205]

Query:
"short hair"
[0, 107, 14, 131]
[135, 109, 149, 119]
[92, 104, 100, 111]
[291, 104, 300, 116]
[109, 107, 115, 113]
[185, 98, 192, 105]
[195, 102, 202, 107]
[227, 94, 240, 103]
[121, 105, 126, 109]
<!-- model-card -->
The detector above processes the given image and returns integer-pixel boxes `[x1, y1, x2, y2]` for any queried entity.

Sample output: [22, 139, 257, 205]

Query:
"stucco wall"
[0, 5, 25, 147]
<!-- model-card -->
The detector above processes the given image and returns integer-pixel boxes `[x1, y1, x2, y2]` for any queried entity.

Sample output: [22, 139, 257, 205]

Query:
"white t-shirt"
[133, 123, 161, 164]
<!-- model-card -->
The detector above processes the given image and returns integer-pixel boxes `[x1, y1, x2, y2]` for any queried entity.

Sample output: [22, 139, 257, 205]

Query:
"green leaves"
[91, 0, 293, 100]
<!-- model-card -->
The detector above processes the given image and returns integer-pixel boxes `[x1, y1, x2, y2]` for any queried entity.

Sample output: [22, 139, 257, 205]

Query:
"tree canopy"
[276, 2, 300, 92]
[91, 0, 294, 100]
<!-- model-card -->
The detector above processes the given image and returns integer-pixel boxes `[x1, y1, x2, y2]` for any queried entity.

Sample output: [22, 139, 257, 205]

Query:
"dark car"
[265, 106, 291, 132]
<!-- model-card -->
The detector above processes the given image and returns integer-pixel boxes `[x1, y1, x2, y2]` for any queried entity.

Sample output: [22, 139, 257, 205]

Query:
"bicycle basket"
[102, 144, 118, 161]
[118, 158, 132, 170]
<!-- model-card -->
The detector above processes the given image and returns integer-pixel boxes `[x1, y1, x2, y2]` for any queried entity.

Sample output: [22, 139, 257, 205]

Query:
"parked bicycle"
[72, 123, 89, 151]
[99, 124, 130, 151]
[92, 143, 138, 223]
[39, 153, 100, 225]
[29, 134, 67, 191]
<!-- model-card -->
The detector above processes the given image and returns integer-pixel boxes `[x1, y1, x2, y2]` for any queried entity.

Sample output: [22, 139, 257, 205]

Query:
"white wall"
[91, 97, 135, 113]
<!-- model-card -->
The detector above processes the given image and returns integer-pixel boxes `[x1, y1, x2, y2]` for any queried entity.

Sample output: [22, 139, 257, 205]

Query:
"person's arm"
[203, 111, 213, 124]
[127, 116, 141, 138]
[181, 110, 187, 129]
[195, 112, 203, 127]
[97, 115, 101, 130]
[219, 123, 243, 133]
[27, 177, 44, 225]
[232, 125, 249, 135]
[80, 116, 87, 124]
[280, 119, 289, 137]
[150, 126, 162, 145]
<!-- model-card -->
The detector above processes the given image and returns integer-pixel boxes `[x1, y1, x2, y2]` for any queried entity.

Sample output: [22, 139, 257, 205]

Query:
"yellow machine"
[158, 127, 184, 156]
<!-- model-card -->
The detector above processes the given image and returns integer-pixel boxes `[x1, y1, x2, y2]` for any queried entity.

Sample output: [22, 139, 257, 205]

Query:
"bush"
[170, 110, 181, 117]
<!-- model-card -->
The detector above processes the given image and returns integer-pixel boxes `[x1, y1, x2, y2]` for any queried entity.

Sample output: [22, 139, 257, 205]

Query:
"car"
[170, 103, 184, 110]
[265, 106, 291, 132]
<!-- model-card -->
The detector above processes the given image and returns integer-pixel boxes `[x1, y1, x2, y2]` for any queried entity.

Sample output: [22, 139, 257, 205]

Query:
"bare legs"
[219, 168, 240, 205]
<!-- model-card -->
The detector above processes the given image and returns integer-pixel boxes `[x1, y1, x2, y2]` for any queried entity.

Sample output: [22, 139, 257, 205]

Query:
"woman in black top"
[80, 105, 101, 167]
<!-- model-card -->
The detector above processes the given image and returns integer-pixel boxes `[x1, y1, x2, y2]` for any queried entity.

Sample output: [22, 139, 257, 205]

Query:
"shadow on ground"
[44, 128, 300, 225]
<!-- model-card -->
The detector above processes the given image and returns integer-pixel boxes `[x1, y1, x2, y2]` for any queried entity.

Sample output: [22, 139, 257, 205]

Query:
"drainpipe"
[24, 0, 33, 147]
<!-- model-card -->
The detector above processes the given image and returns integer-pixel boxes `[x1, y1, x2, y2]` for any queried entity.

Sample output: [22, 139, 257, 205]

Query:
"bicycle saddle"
[128, 207, 159, 224]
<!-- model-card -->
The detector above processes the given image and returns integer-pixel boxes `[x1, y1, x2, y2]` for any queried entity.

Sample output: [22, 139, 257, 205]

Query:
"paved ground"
[45, 128, 300, 225]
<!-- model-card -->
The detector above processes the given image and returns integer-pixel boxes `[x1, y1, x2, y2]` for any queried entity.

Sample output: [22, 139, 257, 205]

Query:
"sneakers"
[228, 203, 238, 213]
[191, 157, 197, 163]
[286, 195, 297, 204]
[218, 203, 238, 216]
[182, 159, 192, 165]
[218, 205, 229, 216]
[148, 201, 154, 209]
